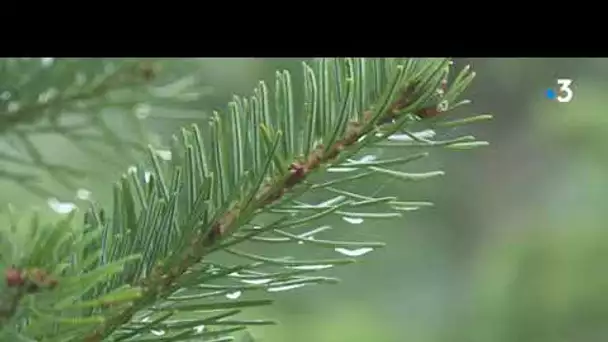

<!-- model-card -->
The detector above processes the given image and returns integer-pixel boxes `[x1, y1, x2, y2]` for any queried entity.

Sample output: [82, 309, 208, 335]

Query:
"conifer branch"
[0, 58, 492, 342]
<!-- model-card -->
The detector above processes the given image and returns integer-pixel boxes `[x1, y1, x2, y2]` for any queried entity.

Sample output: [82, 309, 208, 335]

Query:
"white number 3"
[556, 79, 574, 103]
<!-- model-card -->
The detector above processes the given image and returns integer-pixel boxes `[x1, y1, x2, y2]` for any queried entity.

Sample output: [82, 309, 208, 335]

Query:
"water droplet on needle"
[226, 291, 242, 299]
[334, 247, 374, 257]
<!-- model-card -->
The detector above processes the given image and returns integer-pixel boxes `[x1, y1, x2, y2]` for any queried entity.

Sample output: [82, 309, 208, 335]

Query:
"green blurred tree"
[0, 58, 489, 341]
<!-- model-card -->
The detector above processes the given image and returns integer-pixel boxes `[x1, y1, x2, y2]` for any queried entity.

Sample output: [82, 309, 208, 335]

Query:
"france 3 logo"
[546, 79, 574, 103]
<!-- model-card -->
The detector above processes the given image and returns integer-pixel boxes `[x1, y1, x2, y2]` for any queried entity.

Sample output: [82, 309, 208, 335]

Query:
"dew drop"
[241, 278, 273, 285]
[347, 155, 376, 164]
[141, 316, 151, 322]
[342, 217, 363, 224]
[151, 330, 165, 336]
[127, 166, 138, 174]
[289, 264, 333, 271]
[360, 155, 376, 162]
[194, 325, 205, 333]
[47, 198, 77, 214]
[76, 188, 91, 200]
[144, 171, 152, 183]
[155, 149, 172, 161]
[226, 291, 242, 300]
[334, 247, 374, 257]
[267, 283, 307, 292]
[0, 91, 11, 101]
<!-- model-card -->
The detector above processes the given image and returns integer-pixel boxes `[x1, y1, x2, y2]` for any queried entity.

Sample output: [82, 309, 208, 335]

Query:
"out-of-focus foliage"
[0, 58, 213, 209]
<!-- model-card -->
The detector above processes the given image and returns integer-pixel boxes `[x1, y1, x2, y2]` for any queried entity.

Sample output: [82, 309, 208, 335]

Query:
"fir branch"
[78, 58, 487, 341]
[0, 58, 491, 342]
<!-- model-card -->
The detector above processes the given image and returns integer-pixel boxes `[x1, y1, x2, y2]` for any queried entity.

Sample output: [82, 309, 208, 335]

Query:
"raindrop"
[0, 91, 11, 101]
[144, 171, 152, 183]
[40, 58, 54, 67]
[150, 330, 165, 336]
[47, 198, 77, 214]
[334, 247, 374, 257]
[241, 278, 273, 285]
[226, 291, 242, 300]
[134, 103, 151, 119]
[267, 283, 307, 292]
[7, 101, 20, 113]
[194, 325, 205, 333]
[155, 149, 172, 161]
[359, 155, 376, 162]
[290, 264, 333, 271]
[76, 188, 91, 200]
[342, 217, 363, 224]
[127, 166, 138, 174]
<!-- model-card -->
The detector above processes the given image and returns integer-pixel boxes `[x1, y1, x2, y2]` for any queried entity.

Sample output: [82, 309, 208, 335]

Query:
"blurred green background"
[1, 58, 607, 342]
